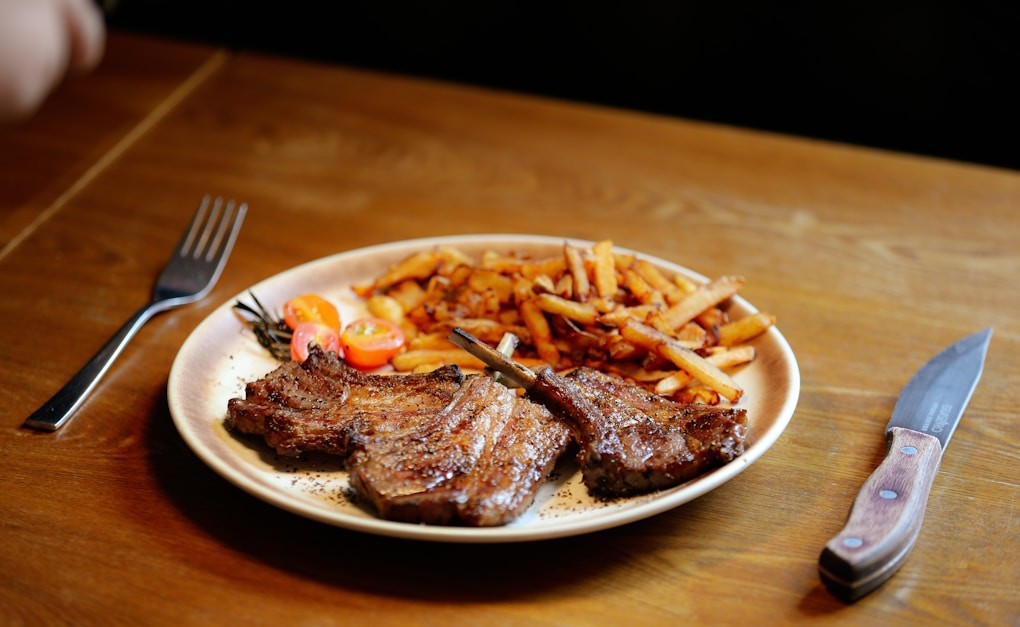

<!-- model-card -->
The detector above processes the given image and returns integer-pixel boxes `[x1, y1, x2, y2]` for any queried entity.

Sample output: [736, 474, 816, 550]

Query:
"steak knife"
[818, 328, 992, 602]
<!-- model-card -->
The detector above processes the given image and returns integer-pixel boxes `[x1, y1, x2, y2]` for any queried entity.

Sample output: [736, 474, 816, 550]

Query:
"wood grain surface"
[1, 32, 1016, 625]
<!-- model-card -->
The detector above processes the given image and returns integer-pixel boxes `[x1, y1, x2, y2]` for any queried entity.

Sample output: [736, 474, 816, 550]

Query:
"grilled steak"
[531, 366, 747, 497]
[349, 374, 572, 526]
[226, 345, 464, 457]
[226, 345, 572, 526]
[449, 329, 749, 499]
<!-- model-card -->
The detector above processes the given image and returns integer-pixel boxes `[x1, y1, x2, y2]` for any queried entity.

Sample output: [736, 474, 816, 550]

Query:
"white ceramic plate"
[168, 234, 799, 543]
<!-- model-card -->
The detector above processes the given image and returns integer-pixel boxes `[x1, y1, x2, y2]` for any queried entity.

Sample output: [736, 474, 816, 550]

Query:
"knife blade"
[818, 328, 992, 602]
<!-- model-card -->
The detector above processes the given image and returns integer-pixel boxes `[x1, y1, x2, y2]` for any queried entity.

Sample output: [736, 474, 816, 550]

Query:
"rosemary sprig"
[233, 291, 292, 361]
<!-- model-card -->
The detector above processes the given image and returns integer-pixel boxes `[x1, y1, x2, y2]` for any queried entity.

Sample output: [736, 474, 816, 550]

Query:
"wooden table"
[2, 32, 1016, 625]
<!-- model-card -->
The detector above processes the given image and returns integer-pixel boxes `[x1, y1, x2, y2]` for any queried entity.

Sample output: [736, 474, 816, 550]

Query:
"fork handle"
[24, 302, 164, 431]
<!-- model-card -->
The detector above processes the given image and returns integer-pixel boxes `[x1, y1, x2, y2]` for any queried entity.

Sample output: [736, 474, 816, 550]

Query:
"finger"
[61, 0, 106, 72]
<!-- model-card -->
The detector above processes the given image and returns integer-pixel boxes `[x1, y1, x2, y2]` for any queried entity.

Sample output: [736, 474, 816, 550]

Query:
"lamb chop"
[348, 373, 572, 525]
[449, 328, 748, 497]
[226, 345, 465, 457]
[225, 344, 572, 526]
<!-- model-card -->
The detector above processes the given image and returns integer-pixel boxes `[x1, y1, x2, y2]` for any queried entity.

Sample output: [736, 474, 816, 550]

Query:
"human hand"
[0, 0, 105, 122]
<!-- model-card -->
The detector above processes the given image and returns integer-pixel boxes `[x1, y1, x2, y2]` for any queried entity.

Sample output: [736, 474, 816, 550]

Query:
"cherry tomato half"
[283, 294, 341, 331]
[340, 317, 406, 370]
[290, 321, 340, 362]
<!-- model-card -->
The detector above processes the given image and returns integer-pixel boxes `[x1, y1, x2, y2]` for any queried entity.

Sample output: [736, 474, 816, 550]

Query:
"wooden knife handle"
[818, 427, 944, 602]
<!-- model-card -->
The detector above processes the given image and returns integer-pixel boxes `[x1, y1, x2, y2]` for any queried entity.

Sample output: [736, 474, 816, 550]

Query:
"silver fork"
[24, 196, 247, 431]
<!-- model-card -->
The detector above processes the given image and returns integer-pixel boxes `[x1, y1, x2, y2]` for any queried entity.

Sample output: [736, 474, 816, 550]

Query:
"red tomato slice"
[340, 317, 406, 370]
[290, 321, 340, 362]
[283, 294, 341, 331]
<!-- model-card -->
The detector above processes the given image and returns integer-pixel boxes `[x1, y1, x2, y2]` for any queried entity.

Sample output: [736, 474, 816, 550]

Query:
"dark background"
[105, 1, 1020, 171]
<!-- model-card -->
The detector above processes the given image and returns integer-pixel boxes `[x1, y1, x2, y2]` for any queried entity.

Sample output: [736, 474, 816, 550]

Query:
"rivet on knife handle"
[819, 427, 943, 602]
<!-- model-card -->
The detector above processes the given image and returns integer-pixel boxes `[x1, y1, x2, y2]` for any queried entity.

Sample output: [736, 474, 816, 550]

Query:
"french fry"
[563, 243, 590, 301]
[615, 366, 682, 383]
[367, 294, 405, 323]
[392, 349, 488, 371]
[518, 299, 559, 367]
[437, 246, 473, 269]
[620, 267, 664, 307]
[619, 319, 743, 402]
[446, 264, 473, 290]
[654, 371, 693, 395]
[408, 332, 459, 351]
[410, 363, 445, 374]
[519, 257, 567, 281]
[498, 308, 521, 326]
[605, 334, 644, 361]
[386, 280, 428, 313]
[695, 307, 726, 332]
[481, 250, 536, 275]
[662, 276, 744, 329]
[422, 275, 452, 305]
[367, 294, 419, 339]
[675, 321, 710, 347]
[612, 252, 636, 269]
[673, 386, 720, 405]
[370, 250, 443, 292]
[672, 272, 699, 295]
[534, 293, 599, 325]
[511, 276, 534, 301]
[705, 345, 756, 369]
[645, 311, 678, 337]
[598, 304, 661, 327]
[718, 311, 775, 346]
[591, 296, 616, 314]
[592, 239, 618, 299]
[531, 273, 557, 294]
[554, 273, 573, 298]
[654, 349, 755, 399]
[467, 269, 514, 303]
[634, 259, 687, 304]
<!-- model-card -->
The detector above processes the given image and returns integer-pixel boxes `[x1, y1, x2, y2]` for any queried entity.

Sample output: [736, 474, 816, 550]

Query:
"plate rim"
[168, 233, 800, 543]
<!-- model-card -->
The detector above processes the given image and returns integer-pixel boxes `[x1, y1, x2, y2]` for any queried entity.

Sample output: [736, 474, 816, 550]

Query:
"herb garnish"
[233, 291, 291, 361]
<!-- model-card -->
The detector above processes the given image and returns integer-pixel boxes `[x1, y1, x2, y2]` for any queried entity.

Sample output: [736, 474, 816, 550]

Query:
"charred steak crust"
[532, 367, 747, 497]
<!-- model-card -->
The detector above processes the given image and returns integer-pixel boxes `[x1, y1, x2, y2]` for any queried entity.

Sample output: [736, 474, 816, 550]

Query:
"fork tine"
[179, 195, 212, 257]
[191, 196, 223, 259]
[214, 199, 247, 264]
[205, 199, 238, 262]
[179, 196, 247, 265]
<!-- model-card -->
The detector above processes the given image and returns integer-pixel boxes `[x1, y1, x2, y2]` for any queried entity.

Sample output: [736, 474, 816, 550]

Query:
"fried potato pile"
[353, 240, 775, 405]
